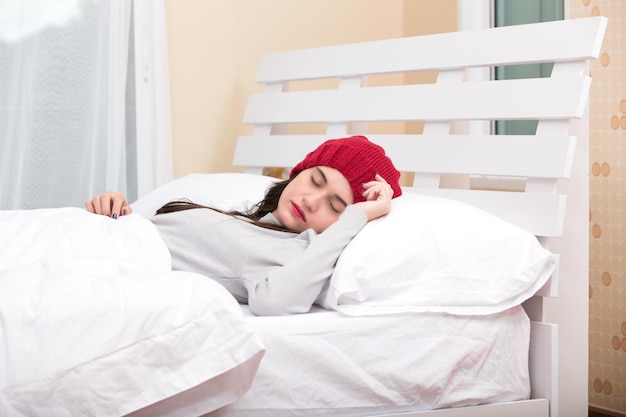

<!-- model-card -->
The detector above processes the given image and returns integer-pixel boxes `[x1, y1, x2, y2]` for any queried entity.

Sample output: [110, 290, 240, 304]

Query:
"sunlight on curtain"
[0, 0, 171, 209]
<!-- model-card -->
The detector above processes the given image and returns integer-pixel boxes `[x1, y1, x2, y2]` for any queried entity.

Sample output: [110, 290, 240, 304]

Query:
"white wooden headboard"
[234, 17, 607, 417]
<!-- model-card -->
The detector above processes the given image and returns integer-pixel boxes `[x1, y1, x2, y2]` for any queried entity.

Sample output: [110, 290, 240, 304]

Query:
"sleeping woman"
[85, 135, 403, 315]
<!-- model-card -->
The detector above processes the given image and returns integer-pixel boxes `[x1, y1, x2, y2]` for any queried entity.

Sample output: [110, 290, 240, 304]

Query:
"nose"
[303, 191, 324, 212]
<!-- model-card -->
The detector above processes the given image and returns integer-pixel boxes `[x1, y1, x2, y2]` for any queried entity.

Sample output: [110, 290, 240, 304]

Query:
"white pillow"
[131, 173, 278, 217]
[321, 193, 554, 316]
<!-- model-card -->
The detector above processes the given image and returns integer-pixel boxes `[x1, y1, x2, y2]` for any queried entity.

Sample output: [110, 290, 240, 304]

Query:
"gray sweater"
[149, 205, 367, 315]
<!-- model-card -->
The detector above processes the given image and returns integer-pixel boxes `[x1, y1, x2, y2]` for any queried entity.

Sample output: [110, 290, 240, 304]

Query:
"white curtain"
[0, 0, 171, 209]
[133, 0, 172, 199]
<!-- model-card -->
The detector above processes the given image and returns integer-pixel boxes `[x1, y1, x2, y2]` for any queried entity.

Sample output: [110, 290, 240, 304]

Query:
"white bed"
[130, 172, 553, 416]
[0, 15, 607, 417]
[212, 15, 606, 417]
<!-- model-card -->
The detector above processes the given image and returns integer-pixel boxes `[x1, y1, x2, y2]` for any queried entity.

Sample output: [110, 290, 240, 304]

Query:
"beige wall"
[571, 1, 626, 414]
[165, 0, 404, 178]
[164, 0, 456, 178]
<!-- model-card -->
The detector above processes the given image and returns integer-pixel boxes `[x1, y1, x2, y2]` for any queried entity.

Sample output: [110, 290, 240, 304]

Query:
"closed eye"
[315, 167, 349, 212]
[312, 167, 327, 187]
[330, 195, 348, 214]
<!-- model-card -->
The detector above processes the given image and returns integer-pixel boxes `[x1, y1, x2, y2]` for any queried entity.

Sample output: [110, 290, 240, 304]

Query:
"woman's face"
[273, 166, 354, 233]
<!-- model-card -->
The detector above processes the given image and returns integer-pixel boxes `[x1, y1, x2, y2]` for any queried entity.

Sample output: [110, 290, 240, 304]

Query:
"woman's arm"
[247, 174, 395, 315]
[85, 191, 133, 218]
[246, 205, 368, 316]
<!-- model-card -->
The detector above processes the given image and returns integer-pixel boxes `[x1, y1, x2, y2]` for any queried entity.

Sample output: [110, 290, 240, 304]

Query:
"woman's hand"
[85, 191, 132, 218]
[354, 174, 394, 222]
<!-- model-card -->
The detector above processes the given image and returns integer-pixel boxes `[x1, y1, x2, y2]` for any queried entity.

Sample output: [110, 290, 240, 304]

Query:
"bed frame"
[233, 17, 607, 417]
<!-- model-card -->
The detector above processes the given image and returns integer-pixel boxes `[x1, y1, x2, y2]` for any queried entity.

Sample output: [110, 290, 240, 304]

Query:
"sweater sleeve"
[246, 205, 367, 316]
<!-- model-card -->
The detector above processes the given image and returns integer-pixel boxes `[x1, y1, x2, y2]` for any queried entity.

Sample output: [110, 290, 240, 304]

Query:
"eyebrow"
[316, 167, 349, 207]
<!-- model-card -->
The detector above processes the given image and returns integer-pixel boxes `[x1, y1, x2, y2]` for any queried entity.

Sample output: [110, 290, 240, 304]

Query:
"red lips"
[291, 202, 305, 221]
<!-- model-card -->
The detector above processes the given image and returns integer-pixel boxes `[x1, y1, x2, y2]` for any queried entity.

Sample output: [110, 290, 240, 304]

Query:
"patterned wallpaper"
[571, 0, 626, 413]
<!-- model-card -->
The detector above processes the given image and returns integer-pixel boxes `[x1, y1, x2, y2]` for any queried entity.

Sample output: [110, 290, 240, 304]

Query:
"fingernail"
[112, 214, 117, 219]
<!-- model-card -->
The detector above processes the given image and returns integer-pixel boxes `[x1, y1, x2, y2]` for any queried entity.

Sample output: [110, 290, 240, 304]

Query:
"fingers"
[361, 174, 394, 201]
[121, 203, 132, 216]
[105, 192, 130, 218]
[84, 199, 95, 213]
[84, 195, 104, 215]
[98, 193, 112, 216]
[110, 192, 125, 217]
[354, 174, 394, 222]
[85, 191, 131, 218]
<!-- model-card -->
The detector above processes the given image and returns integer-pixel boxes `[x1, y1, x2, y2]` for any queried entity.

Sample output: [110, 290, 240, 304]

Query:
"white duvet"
[0, 208, 265, 417]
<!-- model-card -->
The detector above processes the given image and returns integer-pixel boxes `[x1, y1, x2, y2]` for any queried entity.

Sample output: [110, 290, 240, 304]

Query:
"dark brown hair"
[155, 177, 294, 232]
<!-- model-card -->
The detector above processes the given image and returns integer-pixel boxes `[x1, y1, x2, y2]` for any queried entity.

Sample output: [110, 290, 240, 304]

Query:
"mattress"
[209, 305, 531, 417]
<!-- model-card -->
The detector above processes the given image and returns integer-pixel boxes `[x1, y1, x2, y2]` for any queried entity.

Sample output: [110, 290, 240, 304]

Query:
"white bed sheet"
[0, 208, 265, 417]
[209, 305, 531, 417]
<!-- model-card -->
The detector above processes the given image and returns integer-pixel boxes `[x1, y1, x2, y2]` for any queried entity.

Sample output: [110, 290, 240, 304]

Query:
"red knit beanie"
[290, 135, 402, 203]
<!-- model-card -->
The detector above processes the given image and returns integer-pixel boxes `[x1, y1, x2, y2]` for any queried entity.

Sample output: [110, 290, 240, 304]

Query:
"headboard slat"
[243, 77, 590, 124]
[255, 17, 606, 82]
[235, 134, 577, 179]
